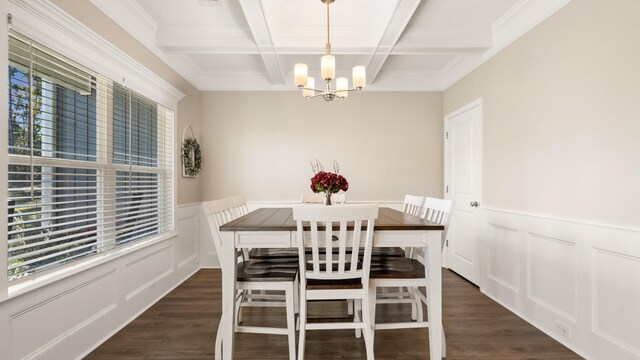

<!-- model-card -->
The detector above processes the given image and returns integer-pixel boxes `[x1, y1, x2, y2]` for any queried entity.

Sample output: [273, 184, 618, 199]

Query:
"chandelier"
[294, 0, 366, 101]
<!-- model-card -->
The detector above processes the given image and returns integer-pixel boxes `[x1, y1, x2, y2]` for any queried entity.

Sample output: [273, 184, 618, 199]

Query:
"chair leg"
[347, 299, 354, 315]
[354, 299, 362, 338]
[236, 290, 245, 325]
[285, 283, 297, 360]
[411, 295, 417, 321]
[368, 285, 377, 344]
[425, 281, 438, 358]
[215, 315, 224, 360]
[361, 292, 375, 360]
[411, 287, 424, 322]
[298, 291, 307, 360]
[294, 277, 300, 315]
[442, 323, 447, 358]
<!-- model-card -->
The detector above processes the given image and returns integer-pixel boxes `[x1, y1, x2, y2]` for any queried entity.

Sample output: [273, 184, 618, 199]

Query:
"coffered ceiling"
[90, 0, 572, 91]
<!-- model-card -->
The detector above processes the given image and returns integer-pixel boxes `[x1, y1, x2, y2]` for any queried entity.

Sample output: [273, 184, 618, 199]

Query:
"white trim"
[442, 0, 573, 89]
[74, 266, 199, 360]
[5, 231, 178, 301]
[0, 203, 201, 359]
[483, 207, 640, 233]
[0, 2, 10, 301]
[89, 0, 203, 90]
[443, 98, 483, 284]
[443, 98, 484, 121]
[8, 0, 185, 109]
[481, 289, 593, 360]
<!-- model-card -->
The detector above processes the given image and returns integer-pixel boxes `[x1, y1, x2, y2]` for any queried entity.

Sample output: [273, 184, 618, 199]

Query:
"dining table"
[218, 206, 445, 359]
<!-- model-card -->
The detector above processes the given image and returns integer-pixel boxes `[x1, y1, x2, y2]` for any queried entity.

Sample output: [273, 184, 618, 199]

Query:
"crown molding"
[441, 0, 573, 90]
[8, 0, 184, 107]
[90, 0, 204, 91]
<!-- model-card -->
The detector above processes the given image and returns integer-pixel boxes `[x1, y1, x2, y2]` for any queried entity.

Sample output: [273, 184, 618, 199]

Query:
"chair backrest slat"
[402, 194, 425, 217]
[230, 195, 249, 217]
[422, 197, 454, 247]
[310, 221, 320, 274]
[325, 222, 333, 274]
[338, 221, 347, 273]
[294, 205, 378, 282]
[350, 220, 362, 273]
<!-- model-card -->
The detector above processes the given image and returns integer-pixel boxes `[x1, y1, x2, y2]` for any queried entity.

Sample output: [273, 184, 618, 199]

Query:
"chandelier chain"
[326, 0, 331, 54]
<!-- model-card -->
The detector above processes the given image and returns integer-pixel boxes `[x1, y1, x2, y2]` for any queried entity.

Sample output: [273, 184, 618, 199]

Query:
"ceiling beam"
[237, 0, 285, 84]
[156, 26, 258, 54]
[366, 0, 422, 84]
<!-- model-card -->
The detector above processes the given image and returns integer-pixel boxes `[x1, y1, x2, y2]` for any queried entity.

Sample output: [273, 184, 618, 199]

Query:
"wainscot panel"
[480, 208, 640, 360]
[0, 203, 201, 360]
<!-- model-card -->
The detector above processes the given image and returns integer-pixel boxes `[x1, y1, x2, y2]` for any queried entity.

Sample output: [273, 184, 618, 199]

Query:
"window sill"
[4, 231, 178, 302]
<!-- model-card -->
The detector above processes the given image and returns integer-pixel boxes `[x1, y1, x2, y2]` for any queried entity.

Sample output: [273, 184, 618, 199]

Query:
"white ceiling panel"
[136, 0, 249, 28]
[261, 0, 399, 48]
[190, 54, 267, 73]
[91, 0, 572, 90]
[404, 0, 520, 29]
[382, 54, 458, 72]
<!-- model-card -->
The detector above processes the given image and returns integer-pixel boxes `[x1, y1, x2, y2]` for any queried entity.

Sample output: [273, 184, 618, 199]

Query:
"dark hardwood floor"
[86, 269, 582, 359]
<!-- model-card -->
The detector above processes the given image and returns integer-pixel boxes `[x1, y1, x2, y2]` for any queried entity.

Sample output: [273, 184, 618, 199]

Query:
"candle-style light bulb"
[336, 77, 348, 98]
[352, 65, 366, 89]
[321, 55, 335, 81]
[303, 77, 315, 98]
[294, 63, 308, 88]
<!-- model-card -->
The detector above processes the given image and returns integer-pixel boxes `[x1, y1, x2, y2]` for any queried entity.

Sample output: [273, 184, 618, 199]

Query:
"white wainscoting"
[481, 208, 640, 360]
[0, 203, 201, 360]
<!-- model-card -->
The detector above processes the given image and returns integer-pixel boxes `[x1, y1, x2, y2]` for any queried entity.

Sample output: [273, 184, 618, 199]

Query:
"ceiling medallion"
[294, 0, 366, 101]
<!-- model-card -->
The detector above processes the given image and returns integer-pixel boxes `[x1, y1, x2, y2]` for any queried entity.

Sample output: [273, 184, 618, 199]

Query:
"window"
[6, 31, 174, 281]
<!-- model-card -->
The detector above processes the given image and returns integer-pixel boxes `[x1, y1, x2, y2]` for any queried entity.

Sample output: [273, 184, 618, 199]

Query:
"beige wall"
[50, 0, 202, 205]
[444, 0, 640, 226]
[199, 92, 444, 202]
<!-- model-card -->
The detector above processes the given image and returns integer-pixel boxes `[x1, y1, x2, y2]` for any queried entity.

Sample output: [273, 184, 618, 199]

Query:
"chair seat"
[306, 277, 363, 290]
[249, 248, 300, 260]
[370, 257, 425, 279]
[249, 247, 405, 260]
[369, 247, 406, 257]
[236, 260, 298, 282]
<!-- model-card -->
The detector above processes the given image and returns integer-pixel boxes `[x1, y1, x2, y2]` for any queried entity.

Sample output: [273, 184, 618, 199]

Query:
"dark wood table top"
[220, 207, 444, 232]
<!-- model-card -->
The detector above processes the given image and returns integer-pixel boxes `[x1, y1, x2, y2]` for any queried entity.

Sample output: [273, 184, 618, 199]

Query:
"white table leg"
[427, 230, 443, 359]
[221, 231, 237, 359]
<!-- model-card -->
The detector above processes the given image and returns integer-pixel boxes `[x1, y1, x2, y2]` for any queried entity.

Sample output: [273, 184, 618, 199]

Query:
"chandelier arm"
[299, 86, 325, 93]
[306, 93, 326, 99]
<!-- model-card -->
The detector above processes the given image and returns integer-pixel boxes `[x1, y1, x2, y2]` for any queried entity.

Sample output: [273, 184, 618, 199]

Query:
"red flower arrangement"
[309, 160, 349, 194]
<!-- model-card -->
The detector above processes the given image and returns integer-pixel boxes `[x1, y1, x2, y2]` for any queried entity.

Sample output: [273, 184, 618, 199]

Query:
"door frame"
[443, 98, 483, 283]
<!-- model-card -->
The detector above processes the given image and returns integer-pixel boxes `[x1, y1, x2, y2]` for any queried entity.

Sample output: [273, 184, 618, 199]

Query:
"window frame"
[0, 7, 184, 302]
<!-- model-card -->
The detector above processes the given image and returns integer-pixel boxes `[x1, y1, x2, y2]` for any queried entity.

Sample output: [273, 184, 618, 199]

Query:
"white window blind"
[7, 31, 174, 281]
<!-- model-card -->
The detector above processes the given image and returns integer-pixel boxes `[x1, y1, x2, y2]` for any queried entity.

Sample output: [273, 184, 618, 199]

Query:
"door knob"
[470, 201, 479, 208]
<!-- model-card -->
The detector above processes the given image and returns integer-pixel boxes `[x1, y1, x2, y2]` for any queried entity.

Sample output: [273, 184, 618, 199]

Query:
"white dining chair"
[301, 192, 346, 204]
[203, 198, 298, 360]
[369, 197, 453, 357]
[294, 204, 379, 360]
[229, 195, 249, 217]
[402, 194, 425, 217]
[373, 194, 426, 321]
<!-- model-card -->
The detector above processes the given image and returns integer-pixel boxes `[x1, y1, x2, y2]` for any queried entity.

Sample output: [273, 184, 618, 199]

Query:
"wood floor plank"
[86, 269, 582, 359]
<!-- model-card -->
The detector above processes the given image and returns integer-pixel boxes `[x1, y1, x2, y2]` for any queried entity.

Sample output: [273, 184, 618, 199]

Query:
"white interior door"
[444, 99, 482, 286]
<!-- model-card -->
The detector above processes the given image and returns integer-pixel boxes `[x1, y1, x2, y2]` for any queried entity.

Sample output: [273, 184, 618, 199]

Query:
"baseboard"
[481, 289, 592, 360]
[75, 265, 200, 360]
